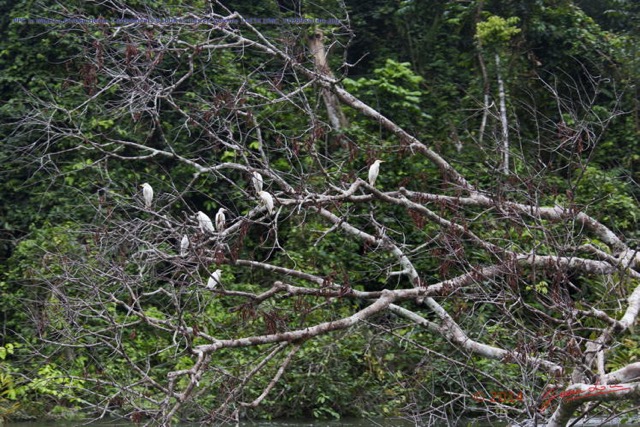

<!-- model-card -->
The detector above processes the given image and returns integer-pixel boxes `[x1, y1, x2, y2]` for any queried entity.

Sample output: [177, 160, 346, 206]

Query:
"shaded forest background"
[1, 0, 639, 424]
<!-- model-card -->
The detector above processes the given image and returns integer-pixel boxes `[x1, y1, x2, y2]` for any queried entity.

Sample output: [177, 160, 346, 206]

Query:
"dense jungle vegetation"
[1, 0, 639, 425]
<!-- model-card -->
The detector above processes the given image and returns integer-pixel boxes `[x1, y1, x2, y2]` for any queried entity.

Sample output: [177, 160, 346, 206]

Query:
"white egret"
[252, 171, 263, 193]
[196, 211, 215, 234]
[141, 183, 153, 208]
[257, 191, 274, 214]
[206, 269, 222, 289]
[180, 234, 189, 257]
[368, 160, 384, 187]
[215, 208, 226, 232]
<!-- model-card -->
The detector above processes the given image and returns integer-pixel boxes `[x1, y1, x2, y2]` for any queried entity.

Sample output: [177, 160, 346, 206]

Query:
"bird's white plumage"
[368, 160, 384, 186]
[252, 171, 263, 193]
[215, 208, 226, 232]
[180, 234, 189, 257]
[207, 269, 222, 289]
[196, 211, 215, 234]
[258, 191, 274, 214]
[141, 183, 153, 208]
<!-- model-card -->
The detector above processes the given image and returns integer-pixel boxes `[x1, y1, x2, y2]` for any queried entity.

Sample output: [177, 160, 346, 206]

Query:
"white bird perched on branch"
[257, 191, 274, 214]
[252, 171, 263, 193]
[207, 269, 222, 289]
[196, 211, 215, 234]
[215, 208, 226, 232]
[368, 160, 384, 187]
[180, 235, 189, 257]
[141, 183, 153, 208]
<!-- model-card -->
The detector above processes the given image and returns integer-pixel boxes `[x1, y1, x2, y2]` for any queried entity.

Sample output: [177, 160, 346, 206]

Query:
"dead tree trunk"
[308, 29, 348, 130]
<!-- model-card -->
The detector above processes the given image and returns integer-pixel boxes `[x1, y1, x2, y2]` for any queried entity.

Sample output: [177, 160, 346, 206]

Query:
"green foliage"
[0, 344, 19, 407]
[26, 364, 84, 403]
[606, 335, 640, 373]
[476, 15, 521, 47]
[344, 59, 431, 130]
[0, 343, 88, 420]
[570, 166, 639, 232]
[0, 357, 21, 421]
[0, 0, 639, 423]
